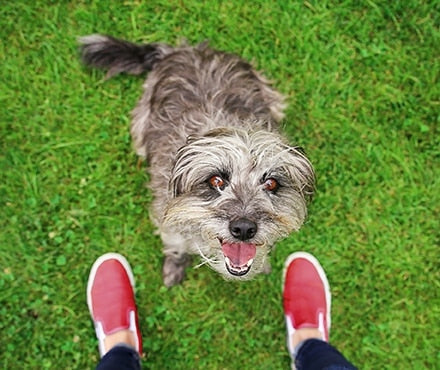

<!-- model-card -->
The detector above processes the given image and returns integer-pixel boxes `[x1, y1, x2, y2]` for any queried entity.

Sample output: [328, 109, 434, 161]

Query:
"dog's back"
[79, 35, 285, 156]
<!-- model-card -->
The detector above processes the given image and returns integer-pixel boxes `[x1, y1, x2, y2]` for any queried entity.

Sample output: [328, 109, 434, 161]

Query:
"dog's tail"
[78, 34, 173, 78]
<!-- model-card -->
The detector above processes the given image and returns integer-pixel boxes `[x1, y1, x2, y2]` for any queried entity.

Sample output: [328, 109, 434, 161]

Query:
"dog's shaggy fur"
[79, 35, 315, 286]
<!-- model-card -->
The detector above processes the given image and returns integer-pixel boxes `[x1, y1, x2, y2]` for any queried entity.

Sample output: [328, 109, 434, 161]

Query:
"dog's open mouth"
[221, 242, 256, 276]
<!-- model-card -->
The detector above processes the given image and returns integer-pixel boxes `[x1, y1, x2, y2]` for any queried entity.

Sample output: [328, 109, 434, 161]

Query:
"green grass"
[1, 1, 439, 368]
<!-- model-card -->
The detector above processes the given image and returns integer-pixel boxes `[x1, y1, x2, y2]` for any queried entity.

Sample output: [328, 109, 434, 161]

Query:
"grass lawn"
[1, 1, 439, 368]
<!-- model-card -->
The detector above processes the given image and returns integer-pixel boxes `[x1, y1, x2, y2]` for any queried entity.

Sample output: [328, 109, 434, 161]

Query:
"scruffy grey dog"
[79, 35, 315, 286]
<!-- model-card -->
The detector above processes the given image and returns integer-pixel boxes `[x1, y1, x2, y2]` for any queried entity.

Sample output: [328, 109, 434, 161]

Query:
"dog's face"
[162, 128, 315, 280]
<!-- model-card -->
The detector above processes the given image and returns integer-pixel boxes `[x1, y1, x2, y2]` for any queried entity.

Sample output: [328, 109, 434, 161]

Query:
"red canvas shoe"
[87, 253, 142, 357]
[282, 252, 331, 356]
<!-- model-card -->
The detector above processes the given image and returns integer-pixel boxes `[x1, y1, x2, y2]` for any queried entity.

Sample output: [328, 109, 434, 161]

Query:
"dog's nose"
[229, 218, 257, 241]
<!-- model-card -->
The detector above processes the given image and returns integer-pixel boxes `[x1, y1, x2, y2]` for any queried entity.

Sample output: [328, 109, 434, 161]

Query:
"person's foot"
[282, 252, 331, 357]
[87, 253, 142, 357]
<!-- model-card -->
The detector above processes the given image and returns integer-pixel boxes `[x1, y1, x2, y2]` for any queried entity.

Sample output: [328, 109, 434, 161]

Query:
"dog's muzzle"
[221, 242, 256, 276]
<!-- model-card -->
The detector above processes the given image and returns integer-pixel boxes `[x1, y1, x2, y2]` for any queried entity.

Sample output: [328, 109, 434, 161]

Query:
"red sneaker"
[282, 252, 331, 355]
[87, 253, 142, 357]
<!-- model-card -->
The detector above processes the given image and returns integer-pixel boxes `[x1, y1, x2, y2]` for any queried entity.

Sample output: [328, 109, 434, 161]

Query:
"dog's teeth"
[225, 256, 254, 270]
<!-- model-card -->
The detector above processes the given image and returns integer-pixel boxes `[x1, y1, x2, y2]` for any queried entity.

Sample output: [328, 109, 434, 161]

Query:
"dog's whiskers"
[194, 244, 217, 269]
[193, 259, 210, 269]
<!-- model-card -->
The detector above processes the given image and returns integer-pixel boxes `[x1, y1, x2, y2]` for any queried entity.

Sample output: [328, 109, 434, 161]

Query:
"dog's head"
[162, 127, 315, 280]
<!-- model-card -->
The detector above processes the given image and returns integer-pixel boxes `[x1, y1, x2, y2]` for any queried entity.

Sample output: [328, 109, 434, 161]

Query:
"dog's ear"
[292, 145, 306, 156]
[185, 134, 198, 144]
[170, 135, 210, 197]
[169, 157, 185, 197]
[170, 170, 184, 197]
[169, 142, 195, 197]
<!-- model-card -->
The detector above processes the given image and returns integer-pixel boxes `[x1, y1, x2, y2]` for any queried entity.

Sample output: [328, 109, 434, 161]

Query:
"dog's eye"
[208, 175, 226, 190]
[263, 178, 279, 192]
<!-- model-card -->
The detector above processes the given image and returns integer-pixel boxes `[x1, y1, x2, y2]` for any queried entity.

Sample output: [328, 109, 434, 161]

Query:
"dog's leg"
[263, 259, 272, 274]
[163, 252, 191, 287]
[161, 231, 191, 287]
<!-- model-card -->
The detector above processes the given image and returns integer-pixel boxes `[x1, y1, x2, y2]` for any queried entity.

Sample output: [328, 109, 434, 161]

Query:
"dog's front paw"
[263, 259, 272, 274]
[162, 254, 190, 287]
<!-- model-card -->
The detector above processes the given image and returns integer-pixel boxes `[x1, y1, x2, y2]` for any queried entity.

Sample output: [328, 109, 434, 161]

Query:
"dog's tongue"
[221, 242, 256, 266]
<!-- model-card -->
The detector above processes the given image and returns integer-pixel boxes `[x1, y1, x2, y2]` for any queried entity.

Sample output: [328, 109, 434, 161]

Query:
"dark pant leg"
[295, 339, 357, 370]
[96, 345, 141, 370]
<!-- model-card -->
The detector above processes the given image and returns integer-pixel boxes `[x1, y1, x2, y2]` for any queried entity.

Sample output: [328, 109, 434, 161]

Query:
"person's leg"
[282, 252, 357, 370]
[87, 253, 143, 370]
[96, 345, 141, 370]
[294, 339, 356, 370]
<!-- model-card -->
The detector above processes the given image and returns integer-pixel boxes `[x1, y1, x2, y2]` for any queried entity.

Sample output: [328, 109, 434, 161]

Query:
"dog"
[79, 35, 315, 286]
